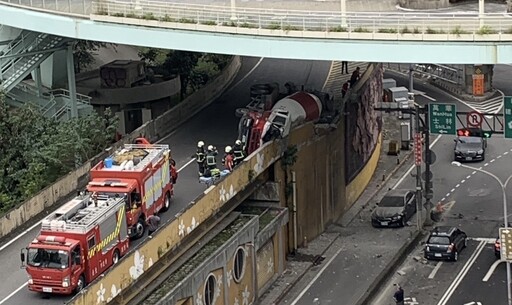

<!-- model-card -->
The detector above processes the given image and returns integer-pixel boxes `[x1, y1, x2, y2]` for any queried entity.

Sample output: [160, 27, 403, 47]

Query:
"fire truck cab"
[88, 140, 177, 239]
[21, 193, 129, 295]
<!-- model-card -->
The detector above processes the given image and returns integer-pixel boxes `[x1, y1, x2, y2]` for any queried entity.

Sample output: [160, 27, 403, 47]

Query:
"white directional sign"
[500, 228, 512, 261]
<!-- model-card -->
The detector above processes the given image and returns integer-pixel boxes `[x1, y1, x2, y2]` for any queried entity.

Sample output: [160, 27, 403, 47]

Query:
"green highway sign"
[429, 103, 456, 135]
[504, 97, 512, 139]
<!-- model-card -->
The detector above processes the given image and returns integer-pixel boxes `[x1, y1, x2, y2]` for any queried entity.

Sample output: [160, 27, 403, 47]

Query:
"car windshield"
[379, 196, 404, 207]
[428, 236, 451, 245]
[457, 136, 481, 144]
[27, 248, 69, 269]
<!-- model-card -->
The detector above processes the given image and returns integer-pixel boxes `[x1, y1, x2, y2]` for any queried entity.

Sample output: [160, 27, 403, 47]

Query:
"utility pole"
[412, 95, 423, 231]
[423, 105, 434, 226]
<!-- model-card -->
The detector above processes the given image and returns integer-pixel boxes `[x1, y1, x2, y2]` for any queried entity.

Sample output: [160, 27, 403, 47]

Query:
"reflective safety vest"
[233, 144, 245, 161]
[196, 151, 206, 164]
[206, 154, 217, 166]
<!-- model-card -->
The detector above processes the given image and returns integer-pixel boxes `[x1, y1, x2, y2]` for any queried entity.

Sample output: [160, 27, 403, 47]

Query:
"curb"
[269, 233, 342, 305]
[341, 148, 414, 227]
[354, 230, 425, 305]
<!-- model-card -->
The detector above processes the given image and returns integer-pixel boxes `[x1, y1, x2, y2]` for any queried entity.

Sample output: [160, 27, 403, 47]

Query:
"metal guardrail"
[90, 1, 512, 35]
[50, 88, 92, 104]
[3, 0, 512, 39]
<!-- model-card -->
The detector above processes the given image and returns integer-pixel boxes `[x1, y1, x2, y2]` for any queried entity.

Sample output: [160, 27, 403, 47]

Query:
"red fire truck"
[21, 192, 130, 294]
[87, 139, 177, 239]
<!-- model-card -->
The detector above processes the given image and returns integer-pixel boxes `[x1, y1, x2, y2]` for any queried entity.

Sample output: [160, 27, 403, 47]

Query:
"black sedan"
[454, 136, 486, 162]
[371, 189, 417, 228]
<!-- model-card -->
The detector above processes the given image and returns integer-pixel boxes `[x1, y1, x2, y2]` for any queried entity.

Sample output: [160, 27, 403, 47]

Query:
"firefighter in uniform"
[232, 140, 245, 166]
[223, 146, 234, 172]
[195, 141, 206, 176]
[204, 145, 220, 178]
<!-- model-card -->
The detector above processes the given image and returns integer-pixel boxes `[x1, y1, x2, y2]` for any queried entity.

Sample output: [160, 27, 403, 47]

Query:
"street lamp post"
[452, 161, 512, 305]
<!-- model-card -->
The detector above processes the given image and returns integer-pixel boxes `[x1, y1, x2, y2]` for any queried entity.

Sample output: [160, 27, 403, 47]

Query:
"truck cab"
[22, 236, 85, 294]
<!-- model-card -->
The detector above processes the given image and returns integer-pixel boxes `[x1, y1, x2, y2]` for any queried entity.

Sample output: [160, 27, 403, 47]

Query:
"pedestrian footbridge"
[1, 0, 512, 63]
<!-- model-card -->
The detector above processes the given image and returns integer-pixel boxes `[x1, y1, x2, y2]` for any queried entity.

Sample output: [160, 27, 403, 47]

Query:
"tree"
[73, 40, 117, 73]
[163, 51, 201, 99]
[0, 96, 119, 213]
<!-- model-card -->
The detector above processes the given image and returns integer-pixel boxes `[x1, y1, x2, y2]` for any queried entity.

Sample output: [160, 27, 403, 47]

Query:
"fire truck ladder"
[123, 144, 169, 170]
[64, 197, 124, 233]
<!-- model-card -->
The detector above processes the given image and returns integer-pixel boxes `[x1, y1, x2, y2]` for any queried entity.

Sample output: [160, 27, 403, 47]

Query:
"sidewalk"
[256, 114, 425, 305]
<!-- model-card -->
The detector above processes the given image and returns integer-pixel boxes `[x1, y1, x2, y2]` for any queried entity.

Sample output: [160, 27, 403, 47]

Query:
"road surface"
[0, 56, 331, 305]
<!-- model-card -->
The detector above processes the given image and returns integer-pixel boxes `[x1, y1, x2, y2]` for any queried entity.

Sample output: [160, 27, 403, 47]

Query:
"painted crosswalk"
[458, 95, 503, 114]
[322, 61, 367, 97]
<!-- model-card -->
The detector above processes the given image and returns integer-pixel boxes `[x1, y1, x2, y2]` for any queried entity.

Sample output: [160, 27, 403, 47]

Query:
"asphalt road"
[0, 56, 331, 305]
[368, 69, 512, 305]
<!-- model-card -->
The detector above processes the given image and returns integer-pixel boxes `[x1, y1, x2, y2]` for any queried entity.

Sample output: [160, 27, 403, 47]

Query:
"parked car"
[453, 135, 486, 162]
[495, 237, 501, 259]
[371, 189, 417, 228]
[424, 226, 467, 261]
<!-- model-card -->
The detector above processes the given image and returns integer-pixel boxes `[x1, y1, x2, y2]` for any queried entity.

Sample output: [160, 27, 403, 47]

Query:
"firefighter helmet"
[235, 140, 242, 146]
[225, 146, 232, 153]
[208, 145, 214, 151]
[198, 141, 205, 148]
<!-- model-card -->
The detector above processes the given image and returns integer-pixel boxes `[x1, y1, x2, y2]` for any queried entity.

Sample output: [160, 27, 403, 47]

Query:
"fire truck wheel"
[75, 275, 85, 293]
[113, 249, 120, 264]
[134, 218, 146, 239]
[161, 191, 171, 212]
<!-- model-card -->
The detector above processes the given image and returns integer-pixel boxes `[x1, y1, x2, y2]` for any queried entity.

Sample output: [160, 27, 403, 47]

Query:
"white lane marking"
[472, 171, 477, 175]
[178, 158, 195, 172]
[484, 163, 489, 167]
[421, 94, 436, 101]
[497, 155, 502, 159]
[289, 246, 345, 305]
[483, 259, 503, 282]
[451, 188, 455, 193]
[446, 193, 451, 197]
[0, 221, 41, 252]
[471, 237, 496, 243]
[490, 159, 495, 163]
[428, 261, 443, 279]
[455, 184, 460, 188]
[437, 241, 487, 305]
[461, 180, 465, 184]
[441, 197, 446, 202]
[322, 61, 335, 90]
[226, 57, 264, 93]
[0, 151, 195, 254]
[393, 134, 442, 189]
[466, 175, 471, 179]
[505, 151, 509, 155]
[0, 282, 27, 305]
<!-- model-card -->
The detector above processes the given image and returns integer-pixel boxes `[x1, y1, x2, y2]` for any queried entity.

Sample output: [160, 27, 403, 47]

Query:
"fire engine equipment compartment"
[88, 141, 177, 239]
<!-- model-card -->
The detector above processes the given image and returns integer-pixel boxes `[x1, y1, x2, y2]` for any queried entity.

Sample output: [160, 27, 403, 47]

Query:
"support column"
[66, 43, 78, 118]
[34, 65, 42, 98]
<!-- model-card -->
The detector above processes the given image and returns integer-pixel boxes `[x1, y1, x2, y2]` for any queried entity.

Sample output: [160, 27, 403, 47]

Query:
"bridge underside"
[0, 4, 510, 64]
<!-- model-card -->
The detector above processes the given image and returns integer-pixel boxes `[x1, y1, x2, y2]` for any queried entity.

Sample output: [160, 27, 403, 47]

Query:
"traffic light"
[456, 128, 492, 138]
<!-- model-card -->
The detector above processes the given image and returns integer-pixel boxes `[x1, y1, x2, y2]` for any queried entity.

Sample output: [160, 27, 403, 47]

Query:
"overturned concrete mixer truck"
[237, 83, 334, 155]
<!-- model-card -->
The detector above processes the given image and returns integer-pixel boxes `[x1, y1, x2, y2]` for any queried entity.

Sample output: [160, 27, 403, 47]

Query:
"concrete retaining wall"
[0, 55, 241, 240]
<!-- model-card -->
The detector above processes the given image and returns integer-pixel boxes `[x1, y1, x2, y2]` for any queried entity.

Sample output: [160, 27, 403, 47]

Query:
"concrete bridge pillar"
[36, 49, 67, 89]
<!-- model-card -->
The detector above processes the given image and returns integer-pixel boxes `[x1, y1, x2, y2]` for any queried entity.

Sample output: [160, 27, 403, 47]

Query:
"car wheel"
[453, 251, 459, 262]
[133, 218, 146, 240]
